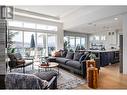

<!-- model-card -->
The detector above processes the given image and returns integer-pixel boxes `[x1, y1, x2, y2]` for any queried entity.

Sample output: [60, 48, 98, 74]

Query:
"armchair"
[8, 53, 34, 73]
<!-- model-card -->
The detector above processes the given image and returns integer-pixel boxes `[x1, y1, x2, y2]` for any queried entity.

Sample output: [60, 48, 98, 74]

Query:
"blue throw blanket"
[5, 73, 48, 89]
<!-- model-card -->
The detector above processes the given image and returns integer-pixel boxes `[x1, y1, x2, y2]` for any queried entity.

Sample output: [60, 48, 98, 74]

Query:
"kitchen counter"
[85, 49, 119, 52]
[85, 49, 120, 67]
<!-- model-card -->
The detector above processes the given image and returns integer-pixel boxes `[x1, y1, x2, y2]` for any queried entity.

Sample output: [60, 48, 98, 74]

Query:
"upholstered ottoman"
[34, 71, 58, 89]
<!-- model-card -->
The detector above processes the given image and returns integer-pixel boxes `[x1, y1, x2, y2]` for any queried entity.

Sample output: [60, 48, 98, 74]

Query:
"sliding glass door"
[24, 32, 36, 57]
[8, 30, 57, 58]
[47, 34, 56, 56]
[37, 33, 47, 57]
[8, 30, 23, 54]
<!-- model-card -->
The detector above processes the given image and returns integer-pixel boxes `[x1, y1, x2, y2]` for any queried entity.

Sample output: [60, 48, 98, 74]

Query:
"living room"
[1, 5, 127, 91]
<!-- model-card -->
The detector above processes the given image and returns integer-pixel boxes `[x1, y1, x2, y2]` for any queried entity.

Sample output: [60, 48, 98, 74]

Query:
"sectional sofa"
[48, 51, 100, 78]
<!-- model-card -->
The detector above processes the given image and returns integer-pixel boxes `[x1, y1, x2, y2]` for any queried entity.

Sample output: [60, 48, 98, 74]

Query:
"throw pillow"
[84, 53, 90, 60]
[51, 51, 61, 57]
[79, 53, 89, 63]
[61, 50, 67, 57]
[66, 52, 74, 59]
[73, 52, 83, 61]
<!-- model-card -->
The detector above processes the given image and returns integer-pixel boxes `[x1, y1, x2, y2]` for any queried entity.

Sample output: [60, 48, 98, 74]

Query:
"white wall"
[123, 14, 127, 74]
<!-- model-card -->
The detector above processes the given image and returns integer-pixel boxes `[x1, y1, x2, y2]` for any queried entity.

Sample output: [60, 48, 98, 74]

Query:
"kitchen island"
[86, 49, 120, 67]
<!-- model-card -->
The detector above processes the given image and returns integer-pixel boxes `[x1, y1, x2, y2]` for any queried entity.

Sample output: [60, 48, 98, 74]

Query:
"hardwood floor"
[76, 63, 127, 89]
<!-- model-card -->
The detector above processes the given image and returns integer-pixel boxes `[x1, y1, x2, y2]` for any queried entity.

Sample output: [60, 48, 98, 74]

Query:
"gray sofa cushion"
[34, 71, 57, 81]
[66, 60, 81, 69]
[65, 52, 74, 59]
[73, 52, 83, 61]
[56, 57, 70, 64]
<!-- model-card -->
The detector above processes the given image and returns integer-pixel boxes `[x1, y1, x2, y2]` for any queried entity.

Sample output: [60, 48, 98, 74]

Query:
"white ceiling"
[15, 6, 82, 18]
[15, 6, 127, 34]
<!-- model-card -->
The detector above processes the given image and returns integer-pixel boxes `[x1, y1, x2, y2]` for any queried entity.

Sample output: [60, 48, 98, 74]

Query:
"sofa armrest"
[44, 76, 57, 89]
[47, 57, 56, 62]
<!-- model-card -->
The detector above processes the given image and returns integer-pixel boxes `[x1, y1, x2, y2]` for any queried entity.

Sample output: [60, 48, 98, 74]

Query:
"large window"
[48, 34, 56, 55]
[76, 37, 80, 46]
[81, 38, 86, 47]
[8, 20, 58, 57]
[8, 20, 58, 32]
[8, 30, 57, 57]
[8, 20, 23, 27]
[24, 32, 36, 48]
[23, 22, 36, 29]
[8, 30, 23, 54]
[64, 36, 86, 51]
[70, 36, 75, 51]
[10, 30, 23, 48]
[37, 33, 47, 57]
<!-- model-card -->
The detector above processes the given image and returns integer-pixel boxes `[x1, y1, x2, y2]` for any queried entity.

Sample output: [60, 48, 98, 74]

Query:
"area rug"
[57, 69, 86, 89]
[8, 65, 86, 89]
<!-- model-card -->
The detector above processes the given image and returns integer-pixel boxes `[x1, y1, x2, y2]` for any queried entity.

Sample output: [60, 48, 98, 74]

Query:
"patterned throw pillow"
[79, 53, 90, 63]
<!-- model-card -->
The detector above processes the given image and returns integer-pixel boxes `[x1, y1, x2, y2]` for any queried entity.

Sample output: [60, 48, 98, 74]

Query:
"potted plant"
[89, 52, 97, 60]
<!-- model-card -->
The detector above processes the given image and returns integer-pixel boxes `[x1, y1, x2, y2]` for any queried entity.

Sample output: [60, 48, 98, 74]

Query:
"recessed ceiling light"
[114, 17, 118, 20]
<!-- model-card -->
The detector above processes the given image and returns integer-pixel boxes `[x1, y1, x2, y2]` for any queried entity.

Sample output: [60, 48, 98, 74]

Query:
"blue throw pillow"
[79, 54, 86, 63]
[79, 53, 90, 63]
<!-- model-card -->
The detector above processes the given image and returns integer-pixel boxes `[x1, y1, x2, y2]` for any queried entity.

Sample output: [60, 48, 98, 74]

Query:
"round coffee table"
[38, 62, 59, 75]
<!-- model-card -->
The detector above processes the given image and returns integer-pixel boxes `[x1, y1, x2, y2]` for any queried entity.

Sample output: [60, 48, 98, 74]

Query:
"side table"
[86, 60, 96, 68]
[87, 67, 98, 89]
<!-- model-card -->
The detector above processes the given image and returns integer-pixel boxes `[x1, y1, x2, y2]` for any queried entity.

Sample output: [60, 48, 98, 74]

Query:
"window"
[95, 35, 99, 40]
[37, 33, 47, 57]
[9, 30, 23, 48]
[24, 32, 36, 48]
[8, 20, 58, 57]
[64, 36, 68, 42]
[64, 36, 86, 51]
[70, 36, 75, 49]
[8, 30, 24, 55]
[47, 26, 57, 31]
[37, 33, 45, 48]
[24, 22, 36, 29]
[8, 20, 58, 31]
[81, 37, 85, 47]
[8, 20, 23, 27]
[36, 24, 47, 30]
[76, 37, 80, 46]
[101, 36, 106, 40]
[48, 34, 56, 55]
